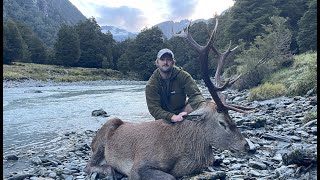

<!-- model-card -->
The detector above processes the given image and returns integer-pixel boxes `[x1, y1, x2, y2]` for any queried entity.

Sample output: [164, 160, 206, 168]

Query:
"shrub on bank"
[3, 62, 140, 82]
[261, 51, 317, 96]
[249, 82, 287, 101]
[303, 111, 317, 124]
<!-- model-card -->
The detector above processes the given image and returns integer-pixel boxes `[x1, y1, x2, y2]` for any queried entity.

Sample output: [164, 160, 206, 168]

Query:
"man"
[145, 48, 206, 123]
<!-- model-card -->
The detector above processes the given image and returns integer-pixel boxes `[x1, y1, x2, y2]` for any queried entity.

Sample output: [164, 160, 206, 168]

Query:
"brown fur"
[84, 101, 249, 180]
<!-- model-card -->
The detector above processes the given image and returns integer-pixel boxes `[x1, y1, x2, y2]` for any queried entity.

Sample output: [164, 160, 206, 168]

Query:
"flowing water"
[3, 82, 153, 157]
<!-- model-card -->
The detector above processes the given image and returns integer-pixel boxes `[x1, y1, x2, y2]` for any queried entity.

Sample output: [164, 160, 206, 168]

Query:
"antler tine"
[174, 17, 252, 113]
[175, 20, 203, 53]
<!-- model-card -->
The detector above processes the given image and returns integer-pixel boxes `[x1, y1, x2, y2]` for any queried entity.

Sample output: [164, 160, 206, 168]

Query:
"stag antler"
[175, 18, 253, 113]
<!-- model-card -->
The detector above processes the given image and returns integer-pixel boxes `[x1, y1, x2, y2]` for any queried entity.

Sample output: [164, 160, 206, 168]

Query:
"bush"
[262, 51, 317, 97]
[249, 82, 287, 101]
[287, 52, 317, 96]
[303, 111, 317, 124]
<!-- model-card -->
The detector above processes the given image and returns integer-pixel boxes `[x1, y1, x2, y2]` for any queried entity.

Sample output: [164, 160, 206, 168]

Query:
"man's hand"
[171, 112, 188, 122]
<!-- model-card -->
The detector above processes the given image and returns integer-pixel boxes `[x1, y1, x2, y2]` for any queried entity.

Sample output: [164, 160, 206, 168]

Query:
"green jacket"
[145, 66, 205, 121]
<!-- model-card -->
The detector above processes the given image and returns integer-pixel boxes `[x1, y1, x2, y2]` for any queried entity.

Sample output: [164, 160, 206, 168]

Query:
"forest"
[3, 0, 317, 92]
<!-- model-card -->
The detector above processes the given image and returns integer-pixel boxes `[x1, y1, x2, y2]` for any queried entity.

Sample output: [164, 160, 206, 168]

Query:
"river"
[3, 81, 153, 157]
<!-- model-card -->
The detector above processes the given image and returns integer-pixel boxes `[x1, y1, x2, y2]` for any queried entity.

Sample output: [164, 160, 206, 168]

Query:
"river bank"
[3, 80, 317, 180]
[3, 79, 147, 88]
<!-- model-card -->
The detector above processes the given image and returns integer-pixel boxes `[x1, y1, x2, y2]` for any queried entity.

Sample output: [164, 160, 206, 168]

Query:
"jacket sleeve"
[145, 80, 175, 121]
[181, 72, 205, 110]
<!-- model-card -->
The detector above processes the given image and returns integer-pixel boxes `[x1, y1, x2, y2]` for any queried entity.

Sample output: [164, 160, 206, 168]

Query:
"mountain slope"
[154, 19, 208, 39]
[3, 0, 86, 47]
[101, 25, 137, 42]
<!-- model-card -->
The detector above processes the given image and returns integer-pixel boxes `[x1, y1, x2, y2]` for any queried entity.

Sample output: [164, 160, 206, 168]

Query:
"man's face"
[157, 53, 174, 73]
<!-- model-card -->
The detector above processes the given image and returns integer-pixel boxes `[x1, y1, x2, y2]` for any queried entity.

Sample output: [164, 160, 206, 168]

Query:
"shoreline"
[3, 79, 147, 89]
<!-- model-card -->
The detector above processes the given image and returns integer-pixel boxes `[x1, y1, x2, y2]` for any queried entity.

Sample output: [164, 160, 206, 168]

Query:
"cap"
[157, 48, 174, 59]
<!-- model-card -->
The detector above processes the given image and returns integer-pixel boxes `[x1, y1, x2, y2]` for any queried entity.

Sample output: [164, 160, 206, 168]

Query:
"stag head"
[175, 18, 253, 153]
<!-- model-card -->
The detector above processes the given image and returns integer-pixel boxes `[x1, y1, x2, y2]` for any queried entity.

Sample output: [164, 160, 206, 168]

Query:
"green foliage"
[233, 16, 292, 90]
[54, 24, 80, 67]
[3, 0, 86, 47]
[273, 0, 308, 53]
[264, 51, 317, 96]
[3, 62, 138, 82]
[75, 18, 115, 69]
[248, 83, 287, 101]
[297, 0, 317, 53]
[169, 21, 215, 79]
[128, 26, 167, 80]
[303, 111, 317, 124]
[226, 0, 279, 43]
[3, 20, 24, 64]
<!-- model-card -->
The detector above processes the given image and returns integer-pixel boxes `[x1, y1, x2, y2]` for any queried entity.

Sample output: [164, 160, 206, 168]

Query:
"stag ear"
[185, 109, 206, 121]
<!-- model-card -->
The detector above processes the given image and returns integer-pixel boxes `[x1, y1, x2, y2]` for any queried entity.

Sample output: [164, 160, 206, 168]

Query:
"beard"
[158, 65, 173, 73]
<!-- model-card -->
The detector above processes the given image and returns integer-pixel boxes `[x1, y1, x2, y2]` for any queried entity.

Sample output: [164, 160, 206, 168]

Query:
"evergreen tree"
[273, 0, 308, 53]
[234, 16, 292, 90]
[131, 26, 167, 80]
[98, 31, 115, 69]
[116, 39, 135, 73]
[76, 17, 105, 68]
[15, 22, 46, 63]
[54, 24, 80, 67]
[3, 20, 24, 64]
[297, 0, 317, 53]
[226, 0, 279, 44]
[28, 35, 47, 64]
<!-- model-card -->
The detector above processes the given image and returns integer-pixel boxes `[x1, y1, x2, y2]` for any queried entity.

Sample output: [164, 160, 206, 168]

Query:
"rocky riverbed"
[3, 80, 317, 180]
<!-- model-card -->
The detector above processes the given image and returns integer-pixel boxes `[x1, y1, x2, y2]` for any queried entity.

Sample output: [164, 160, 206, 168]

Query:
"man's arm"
[145, 83, 175, 121]
[182, 72, 206, 110]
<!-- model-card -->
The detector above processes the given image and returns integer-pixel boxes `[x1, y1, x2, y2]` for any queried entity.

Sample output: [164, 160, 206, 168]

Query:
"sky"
[69, 0, 235, 33]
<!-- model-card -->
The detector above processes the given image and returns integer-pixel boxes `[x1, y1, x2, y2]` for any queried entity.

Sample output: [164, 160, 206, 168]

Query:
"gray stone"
[5, 154, 19, 160]
[31, 156, 42, 165]
[63, 175, 74, 180]
[230, 163, 242, 170]
[248, 160, 267, 170]
[92, 109, 109, 117]
[48, 172, 57, 178]
[248, 169, 266, 177]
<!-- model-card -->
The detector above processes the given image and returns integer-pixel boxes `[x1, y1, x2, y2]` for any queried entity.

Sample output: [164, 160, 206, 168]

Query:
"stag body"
[85, 101, 248, 179]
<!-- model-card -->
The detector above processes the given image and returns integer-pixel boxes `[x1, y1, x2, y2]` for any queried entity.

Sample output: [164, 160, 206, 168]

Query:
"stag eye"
[219, 122, 227, 129]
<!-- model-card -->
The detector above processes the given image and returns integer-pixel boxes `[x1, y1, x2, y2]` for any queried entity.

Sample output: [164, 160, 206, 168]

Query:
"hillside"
[154, 19, 208, 39]
[3, 0, 86, 47]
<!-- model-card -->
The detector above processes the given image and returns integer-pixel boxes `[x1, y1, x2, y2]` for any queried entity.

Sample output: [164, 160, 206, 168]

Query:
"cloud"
[94, 5, 148, 32]
[165, 0, 199, 21]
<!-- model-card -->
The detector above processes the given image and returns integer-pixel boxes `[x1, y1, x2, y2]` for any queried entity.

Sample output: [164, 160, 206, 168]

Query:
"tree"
[233, 16, 292, 90]
[226, 0, 279, 44]
[54, 24, 80, 67]
[297, 0, 317, 53]
[273, 0, 308, 53]
[76, 17, 108, 68]
[16, 21, 47, 64]
[3, 20, 24, 64]
[130, 26, 167, 80]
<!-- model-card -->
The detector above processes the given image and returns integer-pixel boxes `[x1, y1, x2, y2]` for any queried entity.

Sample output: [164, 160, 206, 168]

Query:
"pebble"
[3, 83, 317, 180]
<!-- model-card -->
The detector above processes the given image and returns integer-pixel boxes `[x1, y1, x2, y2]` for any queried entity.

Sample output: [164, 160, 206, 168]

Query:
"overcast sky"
[69, 0, 235, 32]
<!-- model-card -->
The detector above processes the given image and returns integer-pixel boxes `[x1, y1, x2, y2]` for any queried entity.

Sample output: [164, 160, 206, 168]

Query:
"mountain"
[154, 19, 209, 39]
[3, 0, 86, 47]
[102, 19, 209, 41]
[100, 25, 137, 42]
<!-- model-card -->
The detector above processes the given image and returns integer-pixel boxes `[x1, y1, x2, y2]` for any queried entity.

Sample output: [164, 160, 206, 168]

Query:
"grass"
[3, 62, 141, 82]
[303, 111, 317, 124]
[249, 83, 287, 101]
[249, 51, 317, 100]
